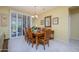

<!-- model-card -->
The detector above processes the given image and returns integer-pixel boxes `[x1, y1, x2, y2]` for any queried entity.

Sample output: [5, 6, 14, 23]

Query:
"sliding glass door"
[18, 14, 23, 36]
[11, 12, 23, 38]
[11, 12, 17, 37]
[10, 11, 32, 39]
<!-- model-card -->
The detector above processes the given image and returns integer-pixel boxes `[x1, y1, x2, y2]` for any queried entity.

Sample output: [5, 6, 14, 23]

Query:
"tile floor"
[8, 36, 79, 52]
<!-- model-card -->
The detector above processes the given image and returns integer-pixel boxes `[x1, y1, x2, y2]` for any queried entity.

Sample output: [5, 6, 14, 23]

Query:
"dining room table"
[26, 28, 54, 49]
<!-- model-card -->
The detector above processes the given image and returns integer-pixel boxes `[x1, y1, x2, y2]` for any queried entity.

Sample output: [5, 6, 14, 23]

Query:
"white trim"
[16, 11, 18, 37]
[68, 14, 71, 40]
[30, 16, 32, 27]
[0, 49, 8, 52]
[71, 37, 79, 40]
[0, 49, 8, 50]
[9, 8, 11, 39]
[54, 38, 69, 44]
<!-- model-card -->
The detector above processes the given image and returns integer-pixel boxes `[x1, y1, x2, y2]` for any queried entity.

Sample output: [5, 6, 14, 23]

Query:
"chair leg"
[44, 45, 45, 50]
[32, 44, 34, 48]
[36, 37, 39, 50]
[43, 42, 45, 50]
[25, 39, 28, 44]
[48, 43, 49, 47]
[48, 41, 49, 47]
[32, 41, 34, 48]
[28, 40, 31, 45]
[36, 42, 39, 50]
[36, 45, 38, 50]
[25, 37, 26, 41]
[32, 44, 33, 48]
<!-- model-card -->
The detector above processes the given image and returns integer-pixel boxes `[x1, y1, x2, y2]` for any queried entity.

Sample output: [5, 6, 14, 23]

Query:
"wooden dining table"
[32, 31, 44, 40]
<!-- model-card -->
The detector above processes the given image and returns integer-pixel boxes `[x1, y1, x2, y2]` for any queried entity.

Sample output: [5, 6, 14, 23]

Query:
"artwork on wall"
[40, 20, 44, 25]
[53, 17, 59, 25]
[0, 16, 1, 26]
[44, 16, 51, 27]
[0, 14, 8, 27]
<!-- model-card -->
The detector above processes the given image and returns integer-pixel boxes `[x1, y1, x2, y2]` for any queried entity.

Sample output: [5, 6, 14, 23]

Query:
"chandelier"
[32, 6, 38, 19]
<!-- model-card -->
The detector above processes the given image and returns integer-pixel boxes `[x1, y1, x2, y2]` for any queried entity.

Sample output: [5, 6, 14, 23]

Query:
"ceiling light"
[32, 6, 38, 19]
[35, 15, 38, 18]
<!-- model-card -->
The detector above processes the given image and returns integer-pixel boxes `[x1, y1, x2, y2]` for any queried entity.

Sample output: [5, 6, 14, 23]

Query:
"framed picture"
[40, 20, 44, 25]
[0, 14, 8, 27]
[53, 17, 59, 25]
[45, 16, 51, 27]
[0, 16, 1, 26]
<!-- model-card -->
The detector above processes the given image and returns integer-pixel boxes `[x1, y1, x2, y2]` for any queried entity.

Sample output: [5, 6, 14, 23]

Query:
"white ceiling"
[9, 6, 56, 15]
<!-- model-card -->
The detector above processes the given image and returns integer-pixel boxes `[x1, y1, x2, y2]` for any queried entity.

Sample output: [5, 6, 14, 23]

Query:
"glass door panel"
[10, 11, 32, 38]
[11, 13, 17, 37]
[18, 14, 23, 36]
[23, 15, 26, 35]
[23, 15, 26, 28]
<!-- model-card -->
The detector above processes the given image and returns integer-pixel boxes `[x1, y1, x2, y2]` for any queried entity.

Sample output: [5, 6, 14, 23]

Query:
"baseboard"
[1, 39, 8, 52]
[1, 49, 8, 52]
[71, 37, 79, 40]
[4, 38, 9, 40]
[54, 38, 69, 44]
[0, 49, 2, 52]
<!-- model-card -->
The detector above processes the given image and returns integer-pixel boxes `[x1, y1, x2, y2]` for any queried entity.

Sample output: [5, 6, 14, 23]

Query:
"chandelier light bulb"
[35, 15, 38, 18]
[32, 16, 34, 18]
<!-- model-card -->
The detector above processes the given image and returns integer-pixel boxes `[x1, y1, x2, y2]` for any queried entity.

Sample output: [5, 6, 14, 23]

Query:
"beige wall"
[32, 18, 40, 27]
[0, 7, 10, 39]
[70, 8, 79, 40]
[35, 7, 69, 43]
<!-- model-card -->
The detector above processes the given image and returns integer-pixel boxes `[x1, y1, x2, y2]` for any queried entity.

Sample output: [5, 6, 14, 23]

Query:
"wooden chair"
[23, 28, 29, 43]
[42, 29, 50, 50]
[27, 28, 36, 47]
[46, 29, 52, 39]
[36, 29, 51, 50]
[23, 28, 27, 41]
[36, 32, 41, 50]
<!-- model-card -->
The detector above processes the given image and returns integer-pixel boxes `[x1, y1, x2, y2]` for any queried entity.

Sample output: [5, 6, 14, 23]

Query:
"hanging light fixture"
[32, 6, 38, 19]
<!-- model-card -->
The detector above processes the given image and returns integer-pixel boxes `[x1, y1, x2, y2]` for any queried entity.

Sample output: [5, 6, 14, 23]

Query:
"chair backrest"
[28, 28, 33, 39]
[23, 28, 28, 41]
[42, 28, 46, 32]
[45, 29, 51, 39]
[39, 29, 50, 41]
[23, 28, 27, 36]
